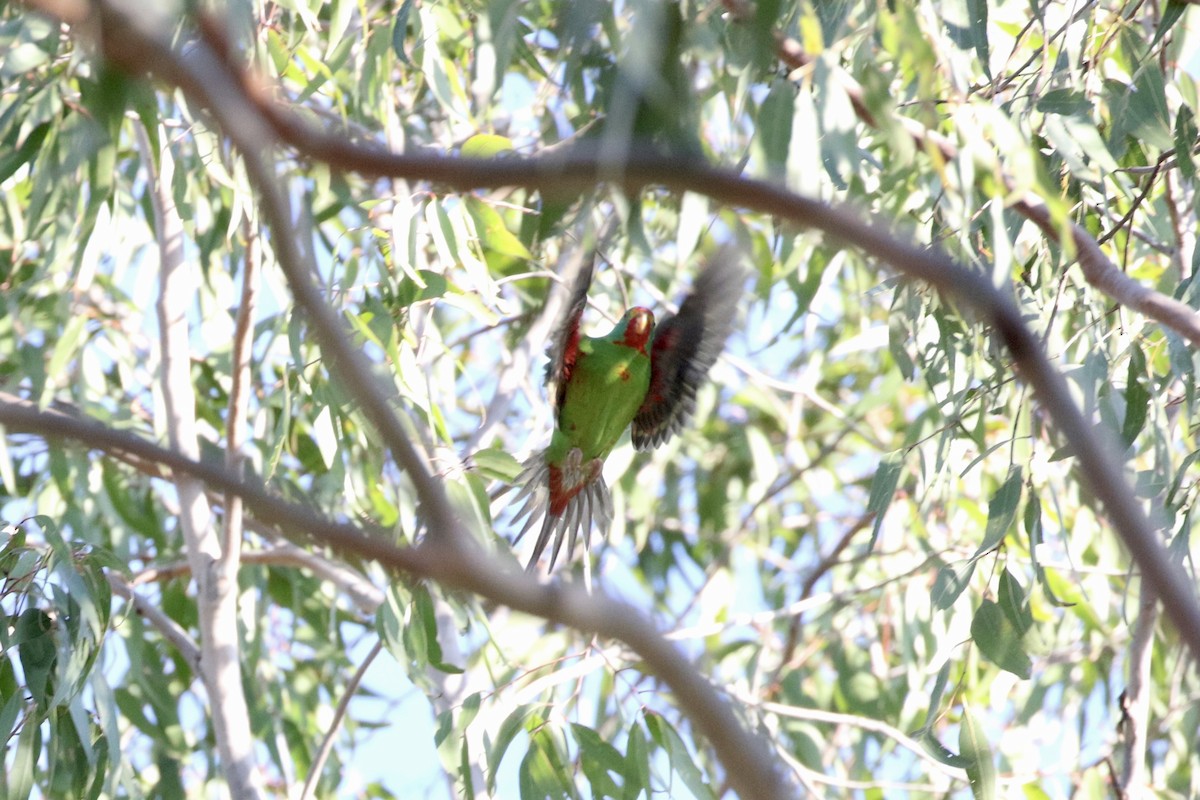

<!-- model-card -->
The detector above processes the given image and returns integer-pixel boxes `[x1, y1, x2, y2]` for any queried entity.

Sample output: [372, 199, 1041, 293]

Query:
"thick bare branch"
[0, 398, 799, 800]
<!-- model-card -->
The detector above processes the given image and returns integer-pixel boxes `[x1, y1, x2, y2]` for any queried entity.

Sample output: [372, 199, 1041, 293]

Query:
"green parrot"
[512, 249, 745, 572]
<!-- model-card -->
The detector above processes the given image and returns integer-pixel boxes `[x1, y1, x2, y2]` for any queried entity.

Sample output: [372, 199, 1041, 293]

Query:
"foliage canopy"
[1, 0, 1199, 798]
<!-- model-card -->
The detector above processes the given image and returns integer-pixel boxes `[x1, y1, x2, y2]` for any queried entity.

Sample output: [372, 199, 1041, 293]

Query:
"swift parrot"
[511, 250, 744, 572]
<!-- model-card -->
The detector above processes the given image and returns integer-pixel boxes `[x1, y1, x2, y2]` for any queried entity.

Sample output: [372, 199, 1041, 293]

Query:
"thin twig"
[736, 691, 967, 782]
[106, 572, 202, 667]
[125, 545, 386, 614]
[299, 639, 384, 800]
[222, 217, 260, 565]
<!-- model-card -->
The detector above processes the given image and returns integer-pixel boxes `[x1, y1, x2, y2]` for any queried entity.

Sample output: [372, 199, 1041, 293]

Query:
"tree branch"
[1118, 577, 1157, 795]
[134, 116, 264, 799]
[126, 544, 386, 615]
[106, 571, 202, 667]
[0, 389, 388, 617]
[0, 397, 798, 800]
[222, 217, 260, 565]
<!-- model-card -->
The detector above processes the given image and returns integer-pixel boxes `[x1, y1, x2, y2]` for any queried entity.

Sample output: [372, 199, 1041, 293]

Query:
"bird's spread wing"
[632, 249, 744, 450]
[545, 254, 595, 413]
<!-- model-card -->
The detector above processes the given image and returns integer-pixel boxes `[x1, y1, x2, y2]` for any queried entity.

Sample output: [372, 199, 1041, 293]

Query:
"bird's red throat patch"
[619, 308, 655, 352]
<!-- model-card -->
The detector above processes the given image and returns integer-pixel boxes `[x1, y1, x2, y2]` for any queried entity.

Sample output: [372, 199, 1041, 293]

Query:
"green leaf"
[572, 723, 626, 798]
[1151, 1, 1188, 47]
[488, 705, 537, 792]
[392, 0, 416, 65]
[83, 736, 108, 800]
[0, 689, 24, 752]
[932, 561, 976, 610]
[916, 660, 953, 732]
[17, 607, 56, 708]
[943, 0, 990, 76]
[624, 721, 650, 800]
[1166, 448, 1200, 510]
[749, 0, 783, 72]
[971, 599, 1031, 679]
[918, 727, 972, 769]
[1174, 107, 1197, 181]
[866, 450, 904, 549]
[644, 712, 714, 800]
[519, 728, 577, 800]
[1035, 89, 1092, 117]
[395, 270, 449, 308]
[6, 707, 39, 800]
[1021, 782, 1054, 800]
[465, 195, 532, 260]
[325, 0, 354, 60]
[414, 585, 463, 674]
[1121, 344, 1150, 449]
[43, 315, 89, 398]
[959, 707, 997, 800]
[461, 133, 515, 159]
[974, 468, 1022, 557]
[1125, 38, 1173, 149]
[376, 585, 410, 667]
[756, 80, 794, 175]
[473, 447, 523, 482]
[998, 569, 1033, 636]
[1021, 495, 1071, 607]
[0, 121, 50, 184]
[2, 42, 51, 77]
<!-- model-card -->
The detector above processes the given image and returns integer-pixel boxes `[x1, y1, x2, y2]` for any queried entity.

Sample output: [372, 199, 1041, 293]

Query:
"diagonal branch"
[217, 102, 1200, 664]
[299, 639, 384, 800]
[107, 571, 202, 667]
[0, 396, 799, 800]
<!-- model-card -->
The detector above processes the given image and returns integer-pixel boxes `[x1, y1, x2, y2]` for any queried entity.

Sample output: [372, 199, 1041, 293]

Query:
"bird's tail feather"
[511, 452, 612, 572]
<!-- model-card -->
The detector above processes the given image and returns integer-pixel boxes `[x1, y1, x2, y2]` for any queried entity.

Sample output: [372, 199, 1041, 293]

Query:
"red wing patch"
[546, 255, 596, 412]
